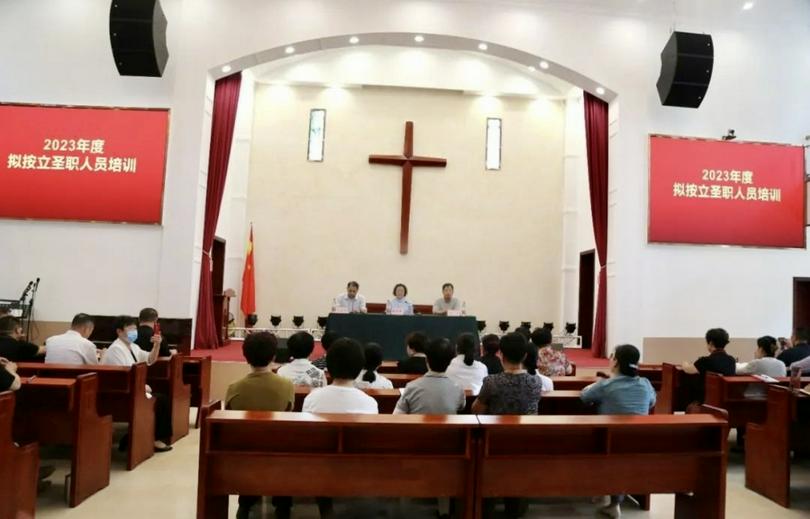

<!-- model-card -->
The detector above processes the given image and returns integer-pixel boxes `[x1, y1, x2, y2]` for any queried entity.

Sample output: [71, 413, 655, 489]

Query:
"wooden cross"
[369, 121, 447, 254]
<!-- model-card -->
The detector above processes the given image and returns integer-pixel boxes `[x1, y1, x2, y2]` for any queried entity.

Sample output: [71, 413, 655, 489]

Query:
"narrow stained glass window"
[485, 117, 502, 170]
[307, 108, 326, 162]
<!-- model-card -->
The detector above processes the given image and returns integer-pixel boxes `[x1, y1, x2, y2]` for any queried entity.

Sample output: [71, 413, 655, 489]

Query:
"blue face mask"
[126, 329, 138, 343]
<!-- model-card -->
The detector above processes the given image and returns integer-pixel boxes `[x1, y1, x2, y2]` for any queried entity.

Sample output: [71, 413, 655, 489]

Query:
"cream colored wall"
[247, 84, 565, 329]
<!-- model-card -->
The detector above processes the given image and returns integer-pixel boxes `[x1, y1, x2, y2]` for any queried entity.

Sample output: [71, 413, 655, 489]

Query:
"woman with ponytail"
[354, 343, 393, 389]
[581, 344, 656, 518]
[445, 333, 488, 395]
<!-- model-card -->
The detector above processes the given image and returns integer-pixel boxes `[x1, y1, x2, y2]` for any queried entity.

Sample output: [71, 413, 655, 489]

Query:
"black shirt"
[777, 342, 810, 366]
[481, 354, 504, 375]
[694, 350, 736, 376]
[0, 335, 41, 362]
[135, 325, 172, 357]
[0, 366, 15, 391]
[397, 355, 428, 375]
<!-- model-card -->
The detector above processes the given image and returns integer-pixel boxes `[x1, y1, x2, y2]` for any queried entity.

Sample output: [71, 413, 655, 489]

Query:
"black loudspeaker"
[109, 0, 169, 77]
[656, 31, 713, 108]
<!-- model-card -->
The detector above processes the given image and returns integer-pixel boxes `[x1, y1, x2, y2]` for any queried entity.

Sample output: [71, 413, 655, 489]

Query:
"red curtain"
[584, 92, 609, 358]
[194, 73, 242, 349]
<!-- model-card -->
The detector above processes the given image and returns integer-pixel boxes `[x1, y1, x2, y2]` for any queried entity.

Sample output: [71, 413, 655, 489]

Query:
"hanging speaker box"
[109, 0, 169, 77]
[656, 31, 713, 108]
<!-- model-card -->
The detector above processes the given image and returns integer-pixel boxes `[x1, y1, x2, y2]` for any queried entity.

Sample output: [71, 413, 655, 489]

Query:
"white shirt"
[101, 338, 149, 367]
[45, 330, 98, 365]
[302, 384, 379, 414]
[333, 293, 367, 313]
[736, 357, 787, 378]
[536, 373, 554, 393]
[277, 359, 327, 388]
[354, 370, 394, 389]
[445, 355, 489, 395]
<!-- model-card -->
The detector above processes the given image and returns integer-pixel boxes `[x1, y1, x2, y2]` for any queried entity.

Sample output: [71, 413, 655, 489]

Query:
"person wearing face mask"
[101, 315, 173, 452]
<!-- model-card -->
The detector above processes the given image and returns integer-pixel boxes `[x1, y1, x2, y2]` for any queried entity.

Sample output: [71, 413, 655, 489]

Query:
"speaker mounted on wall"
[656, 31, 713, 108]
[109, 0, 169, 77]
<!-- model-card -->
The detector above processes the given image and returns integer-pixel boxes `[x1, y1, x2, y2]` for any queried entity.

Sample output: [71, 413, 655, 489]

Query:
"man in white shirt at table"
[433, 282, 464, 315]
[333, 281, 367, 314]
[45, 313, 99, 365]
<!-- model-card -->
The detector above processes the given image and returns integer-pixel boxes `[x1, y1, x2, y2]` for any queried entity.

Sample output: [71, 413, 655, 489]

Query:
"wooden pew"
[0, 391, 39, 519]
[475, 414, 728, 519]
[147, 355, 191, 443]
[16, 362, 155, 470]
[197, 411, 479, 519]
[638, 364, 662, 391]
[182, 355, 213, 428]
[745, 386, 810, 507]
[15, 375, 113, 507]
[656, 363, 701, 414]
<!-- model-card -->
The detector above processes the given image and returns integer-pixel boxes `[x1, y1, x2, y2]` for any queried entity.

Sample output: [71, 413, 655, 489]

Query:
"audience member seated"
[385, 283, 414, 315]
[778, 326, 810, 372]
[355, 342, 393, 389]
[135, 307, 173, 357]
[0, 316, 45, 361]
[395, 338, 465, 415]
[523, 338, 554, 393]
[581, 344, 656, 518]
[312, 331, 339, 370]
[225, 332, 295, 519]
[532, 327, 573, 376]
[445, 333, 488, 395]
[736, 335, 787, 377]
[0, 357, 21, 391]
[480, 334, 503, 375]
[277, 331, 327, 387]
[44, 313, 99, 365]
[397, 331, 429, 375]
[101, 315, 173, 452]
[681, 327, 736, 404]
[303, 339, 378, 417]
[473, 332, 543, 518]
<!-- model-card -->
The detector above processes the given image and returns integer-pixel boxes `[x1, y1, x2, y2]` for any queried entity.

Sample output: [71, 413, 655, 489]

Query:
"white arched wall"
[3, 0, 810, 358]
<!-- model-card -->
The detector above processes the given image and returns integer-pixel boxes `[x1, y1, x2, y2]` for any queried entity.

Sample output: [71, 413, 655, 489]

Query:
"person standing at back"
[277, 331, 327, 387]
[581, 344, 656, 518]
[45, 313, 99, 365]
[226, 332, 295, 519]
[135, 307, 172, 357]
[445, 333, 488, 395]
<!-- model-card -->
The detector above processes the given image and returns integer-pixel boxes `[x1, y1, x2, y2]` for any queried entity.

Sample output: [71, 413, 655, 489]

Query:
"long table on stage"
[326, 313, 480, 360]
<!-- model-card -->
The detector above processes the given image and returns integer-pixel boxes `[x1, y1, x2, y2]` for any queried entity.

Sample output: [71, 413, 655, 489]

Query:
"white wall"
[246, 84, 565, 329]
[4, 0, 810, 352]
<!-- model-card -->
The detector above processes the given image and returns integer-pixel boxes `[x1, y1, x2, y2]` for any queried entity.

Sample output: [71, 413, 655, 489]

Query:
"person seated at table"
[333, 281, 367, 314]
[524, 338, 554, 393]
[780, 327, 810, 374]
[45, 313, 99, 365]
[736, 336, 786, 377]
[532, 327, 573, 376]
[0, 358, 20, 391]
[385, 283, 414, 315]
[432, 283, 463, 315]
[473, 332, 543, 518]
[135, 307, 173, 357]
[446, 333, 488, 395]
[277, 331, 327, 387]
[312, 331, 340, 370]
[101, 315, 173, 452]
[226, 332, 295, 519]
[303, 338, 378, 414]
[355, 342, 393, 389]
[0, 316, 45, 362]
[397, 331, 429, 374]
[480, 334, 503, 375]
[681, 327, 735, 402]
[580, 344, 656, 519]
[395, 338, 465, 414]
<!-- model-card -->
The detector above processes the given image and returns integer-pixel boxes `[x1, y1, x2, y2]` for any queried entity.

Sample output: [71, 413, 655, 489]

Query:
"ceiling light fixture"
[742, 2, 754, 10]
[221, 65, 232, 73]
[414, 35, 424, 43]
[596, 86, 606, 95]
[349, 36, 359, 44]
[285, 46, 295, 54]
[478, 42, 488, 51]
[539, 61, 550, 70]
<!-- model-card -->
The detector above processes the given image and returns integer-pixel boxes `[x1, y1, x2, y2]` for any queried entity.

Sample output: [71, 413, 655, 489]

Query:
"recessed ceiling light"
[742, 1, 754, 10]
[528, 66, 536, 72]
[596, 86, 606, 95]
[285, 46, 295, 54]
[478, 42, 488, 51]
[539, 60, 550, 70]
[221, 65, 232, 73]
[414, 35, 424, 43]
[349, 36, 359, 44]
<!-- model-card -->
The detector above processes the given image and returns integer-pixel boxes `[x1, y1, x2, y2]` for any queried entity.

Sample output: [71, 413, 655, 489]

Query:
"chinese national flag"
[240, 225, 256, 317]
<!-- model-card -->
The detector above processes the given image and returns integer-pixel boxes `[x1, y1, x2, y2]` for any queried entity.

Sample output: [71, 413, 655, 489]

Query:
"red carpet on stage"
[191, 340, 609, 367]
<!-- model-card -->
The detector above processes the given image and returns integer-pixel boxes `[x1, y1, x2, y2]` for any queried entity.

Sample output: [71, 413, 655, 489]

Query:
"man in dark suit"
[777, 326, 810, 368]
[135, 308, 172, 357]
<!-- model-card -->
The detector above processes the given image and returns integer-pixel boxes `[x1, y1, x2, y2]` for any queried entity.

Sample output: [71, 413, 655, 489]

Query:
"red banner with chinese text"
[0, 104, 169, 224]
[649, 135, 805, 248]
